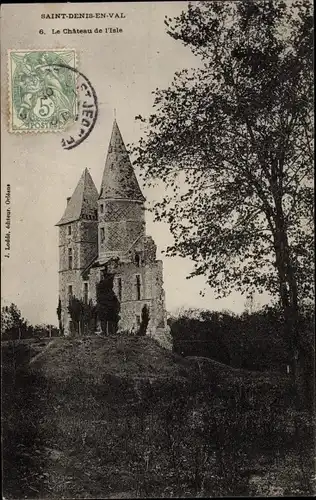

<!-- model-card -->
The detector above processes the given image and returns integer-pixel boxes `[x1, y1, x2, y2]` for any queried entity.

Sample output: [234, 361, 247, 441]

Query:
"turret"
[98, 120, 145, 263]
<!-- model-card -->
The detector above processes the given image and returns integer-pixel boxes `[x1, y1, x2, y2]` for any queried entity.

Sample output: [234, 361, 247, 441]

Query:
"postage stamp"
[8, 49, 77, 133]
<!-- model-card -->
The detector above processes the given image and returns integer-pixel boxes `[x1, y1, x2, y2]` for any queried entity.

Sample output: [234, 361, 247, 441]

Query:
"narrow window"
[68, 225, 72, 236]
[100, 227, 105, 244]
[100, 204, 104, 214]
[117, 277, 122, 301]
[136, 315, 141, 326]
[68, 248, 73, 269]
[101, 265, 108, 280]
[68, 285, 73, 301]
[83, 282, 88, 304]
[135, 274, 141, 301]
[135, 253, 141, 267]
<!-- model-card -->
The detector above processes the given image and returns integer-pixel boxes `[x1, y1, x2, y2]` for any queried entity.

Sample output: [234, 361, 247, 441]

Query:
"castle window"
[68, 225, 72, 236]
[136, 314, 141, 326]
[100, 204, 104, 214]
[100, 227, 105, 244]
[101, 265, 108, 280]
[135, 253, 141, 267]
[83, 282, 88, 304]
[117, 277, 122, 301]
[68, 248, 73, 269]
[68, 285, 73, 301]
[135, 274, 141, 301]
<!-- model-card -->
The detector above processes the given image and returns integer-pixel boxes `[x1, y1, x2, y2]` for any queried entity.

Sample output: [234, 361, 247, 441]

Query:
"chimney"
[67, 197, 71, 205]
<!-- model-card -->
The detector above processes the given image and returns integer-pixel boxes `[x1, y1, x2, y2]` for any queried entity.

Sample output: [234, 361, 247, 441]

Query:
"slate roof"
[56, 168, 98, 225]
[99, 120, 145, 202]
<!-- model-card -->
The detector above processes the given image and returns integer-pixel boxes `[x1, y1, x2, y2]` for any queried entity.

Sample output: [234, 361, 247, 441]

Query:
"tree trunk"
[273, 214, 302, 405]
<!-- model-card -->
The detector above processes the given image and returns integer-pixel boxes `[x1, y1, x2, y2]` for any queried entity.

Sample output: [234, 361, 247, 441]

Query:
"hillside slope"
[28, 335, 191, 381]
[3, 336, 310, 499]
[2, 334, 287, 383]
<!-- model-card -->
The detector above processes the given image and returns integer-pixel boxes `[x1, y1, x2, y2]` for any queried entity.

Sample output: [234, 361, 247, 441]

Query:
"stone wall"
[59, 222, 81, 271]
[85, 255, 168, 343]
[59, 218, 98, 335]
[99, 220, 145, 256]
[59, 220, 98, 271]
[98, 199, 146, 262]
[78, 220, 98, 269]
[59, 268, 83, 334]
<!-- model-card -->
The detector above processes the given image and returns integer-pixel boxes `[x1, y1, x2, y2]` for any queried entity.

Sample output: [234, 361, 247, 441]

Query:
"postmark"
[59, 65, 98, 150]
[8, 49, 77, 133]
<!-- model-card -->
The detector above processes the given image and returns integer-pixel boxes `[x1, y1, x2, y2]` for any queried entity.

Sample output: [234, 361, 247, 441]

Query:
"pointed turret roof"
[99, 120, 145, 201]
[56, 168, 98, 225]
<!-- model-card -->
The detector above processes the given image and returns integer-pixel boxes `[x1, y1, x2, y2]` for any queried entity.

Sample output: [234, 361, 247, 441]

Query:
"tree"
[68, 296, 83, 335]
[68, 296, 95, 336]
[138, 304, 150, 336]
[1, 303, 28, 340]
[133, 1, 313, 389]
[56, 296, 63, 334]
[82, 299, 97, 335]
[96, 272, 120, 335]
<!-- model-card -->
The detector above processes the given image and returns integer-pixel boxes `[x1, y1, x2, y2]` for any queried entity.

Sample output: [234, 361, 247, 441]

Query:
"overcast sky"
[1, 2, 271, 326]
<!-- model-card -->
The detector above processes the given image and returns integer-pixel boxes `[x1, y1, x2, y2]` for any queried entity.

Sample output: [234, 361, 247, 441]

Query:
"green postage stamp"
[8, 49, 77, 132]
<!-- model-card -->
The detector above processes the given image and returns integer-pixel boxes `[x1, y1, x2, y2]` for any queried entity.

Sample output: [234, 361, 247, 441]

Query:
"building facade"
[56, 120, 171, 348]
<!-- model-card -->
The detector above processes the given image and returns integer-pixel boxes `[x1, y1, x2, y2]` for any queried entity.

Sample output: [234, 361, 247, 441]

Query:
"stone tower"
[56, 120, 171, 348]
[56, 169, 98, 334]
[98, 120, 146, 264]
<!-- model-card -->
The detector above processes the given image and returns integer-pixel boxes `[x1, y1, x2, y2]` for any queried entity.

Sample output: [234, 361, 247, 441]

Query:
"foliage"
[32, 324, 60, 338]
[1, 303, 28, 340]
[68, 296, 96, 335]
[96, 272, 120, 335]
[1, 302, 62, 341]
[138, 304, 150, 336]
[133, 0, 314, 381]
[170, 307, 289, 370]
[56, 296, 63, 334]
[170, 306, 314, 383]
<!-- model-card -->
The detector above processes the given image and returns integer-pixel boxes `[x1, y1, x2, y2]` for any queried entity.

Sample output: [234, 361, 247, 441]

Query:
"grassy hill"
[2, 336, 314, 498]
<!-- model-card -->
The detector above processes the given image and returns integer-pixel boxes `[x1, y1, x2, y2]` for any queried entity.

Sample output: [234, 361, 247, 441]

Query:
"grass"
[2, 335, 315, 498]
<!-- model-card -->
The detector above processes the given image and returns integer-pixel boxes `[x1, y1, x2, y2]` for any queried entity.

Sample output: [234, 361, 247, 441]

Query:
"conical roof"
[99, 120, 145, 201]
[56, 168, 98, 225]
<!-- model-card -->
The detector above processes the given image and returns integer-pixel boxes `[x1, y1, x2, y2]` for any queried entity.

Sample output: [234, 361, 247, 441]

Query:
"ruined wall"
[85, 255, 168, 342]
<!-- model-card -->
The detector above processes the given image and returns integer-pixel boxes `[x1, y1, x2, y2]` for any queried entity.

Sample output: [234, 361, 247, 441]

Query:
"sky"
[1, 2, 272, 326]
